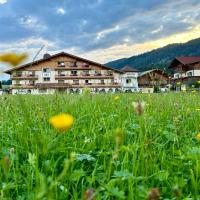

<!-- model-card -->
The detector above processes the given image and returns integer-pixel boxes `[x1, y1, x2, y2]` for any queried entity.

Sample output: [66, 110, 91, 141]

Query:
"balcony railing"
[55, 74, 113, 79]
[11, 75, 38, 80]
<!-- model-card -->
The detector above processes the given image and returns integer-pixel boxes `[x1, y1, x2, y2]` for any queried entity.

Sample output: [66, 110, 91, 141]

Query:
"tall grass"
[0, 93, 200, 199]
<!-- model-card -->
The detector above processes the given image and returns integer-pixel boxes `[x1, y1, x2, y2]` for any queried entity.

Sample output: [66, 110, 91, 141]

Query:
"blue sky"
[1, 0, 200, 79]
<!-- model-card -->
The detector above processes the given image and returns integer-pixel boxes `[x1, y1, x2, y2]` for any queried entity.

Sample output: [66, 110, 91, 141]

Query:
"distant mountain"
[105, 37, 200, 72]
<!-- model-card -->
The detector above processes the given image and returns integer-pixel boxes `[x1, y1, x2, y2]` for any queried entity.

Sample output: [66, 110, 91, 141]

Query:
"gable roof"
[4, 51, 122, 74]
[138, 69, 169, 77]
[169, 56, 200, 68]
[121, 65, 139, 72]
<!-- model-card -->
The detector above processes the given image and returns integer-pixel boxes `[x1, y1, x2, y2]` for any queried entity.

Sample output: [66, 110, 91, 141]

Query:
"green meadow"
[0, 93, 200, 199]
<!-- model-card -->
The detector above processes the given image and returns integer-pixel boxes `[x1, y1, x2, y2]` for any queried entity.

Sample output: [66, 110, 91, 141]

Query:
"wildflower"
[147, 188, 160, 200]
[49, 113, 74, 132]
[132, 101, 145, 115]
[0, 53, 27, 66]
[192, 90, 196, 93]
[176, 82, 181, 85]
[198, 80, 200, 84]
[83, 188, 96, 200]
[114, 96, 119, 101]
[196, 133, 200, 140]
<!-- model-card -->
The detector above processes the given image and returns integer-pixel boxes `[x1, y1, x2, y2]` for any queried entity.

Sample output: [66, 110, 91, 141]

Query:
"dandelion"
[0, 53, 27, 66]
[114, 96, 119, 101]
[147, 188, 160, 200]
[49, 113, 74, 132]
[196, 133, 200, 140]
[132, 101, 145, 115]
[83, 188, 96, 200]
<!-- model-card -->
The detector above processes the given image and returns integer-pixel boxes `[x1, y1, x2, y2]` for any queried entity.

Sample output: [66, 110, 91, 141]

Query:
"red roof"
[176, 56, 200, 65]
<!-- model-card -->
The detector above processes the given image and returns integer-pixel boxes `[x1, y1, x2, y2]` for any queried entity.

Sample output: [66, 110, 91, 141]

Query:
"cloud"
[0, 0, 7, 5]
[56, 7, 66, 15]
[18, 16, 47, 31]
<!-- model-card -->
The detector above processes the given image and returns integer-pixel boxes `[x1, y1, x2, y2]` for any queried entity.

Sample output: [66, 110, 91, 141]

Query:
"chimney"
[43, 53, 51, 59]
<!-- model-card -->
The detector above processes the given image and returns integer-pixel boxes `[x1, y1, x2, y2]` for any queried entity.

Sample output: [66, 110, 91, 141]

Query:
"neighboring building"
[4, 52, 140, 94]
[169, 56, 200, 89]
[121, 65, 139, 92]
[138, 69, 170, 93]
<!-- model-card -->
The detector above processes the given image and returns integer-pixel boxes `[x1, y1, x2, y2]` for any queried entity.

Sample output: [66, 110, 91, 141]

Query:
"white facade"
[121, 72, 139, 92]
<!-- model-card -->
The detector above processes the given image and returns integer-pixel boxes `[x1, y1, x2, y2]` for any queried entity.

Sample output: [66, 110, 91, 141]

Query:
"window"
[58, 80, 65, 84]
[101, 79, 105, 84]
[16, 71, 22, 77]
[85, 80, 89, 84]
[39, 89, 47, 93]
[83, 63, 89, 68]
[28, 71, 35, 76]
[73, 80, 79, 85]
[107, 70, 113, 75]
[71, 70, 77, 76]
[83, 70, 90, 76]
[29, 80, 35, 85]
[43, 68, 50, 73]
[187, 71, 193, 77]
[174, 74, 180, 78]
[95, 70, 101, 76]
[16, 80, 20, 85]
[126, 79, 132, 84]
[43, 77, 50, 82]
[57, 61, 65, 67]
[58, 70, 65, 76]
[69, 61, 77, 67]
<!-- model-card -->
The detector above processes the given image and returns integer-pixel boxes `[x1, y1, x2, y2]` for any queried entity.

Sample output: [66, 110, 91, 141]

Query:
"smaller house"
[169, 56, 200, 90]
[121, 65, 139, 92]
[138, 69, 170, 93]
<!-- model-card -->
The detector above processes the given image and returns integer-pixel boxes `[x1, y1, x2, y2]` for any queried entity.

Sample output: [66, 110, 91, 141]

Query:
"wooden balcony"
[55, 74, 114, 79]
[55, 65, 91, 70]
[11, 75, 38, 80]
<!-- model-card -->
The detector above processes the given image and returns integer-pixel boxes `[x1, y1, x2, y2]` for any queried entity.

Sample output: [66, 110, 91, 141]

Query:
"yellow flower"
[182, 89, 186, 92]
[196, 133, 200, 140]
[176, 82, 181, 85]
[49, 114, 74, 132]
[0, 53, 28, 66]
[198, 80, 200, 84]
[114, 96, 119, 100]
[192, 90, 196, 93]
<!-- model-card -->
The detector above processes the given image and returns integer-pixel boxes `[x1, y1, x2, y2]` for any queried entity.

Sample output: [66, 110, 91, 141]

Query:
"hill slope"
[105, 37, 200, 71]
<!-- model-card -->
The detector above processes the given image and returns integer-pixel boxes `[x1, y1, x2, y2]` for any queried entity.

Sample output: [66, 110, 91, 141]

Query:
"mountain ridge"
[105, 37, 200, 71]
